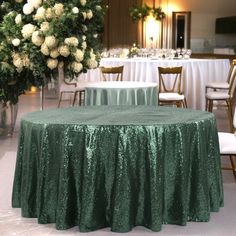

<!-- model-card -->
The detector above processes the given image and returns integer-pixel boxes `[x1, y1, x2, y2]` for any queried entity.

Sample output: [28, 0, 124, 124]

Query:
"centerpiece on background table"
[0, 0, 105, 136]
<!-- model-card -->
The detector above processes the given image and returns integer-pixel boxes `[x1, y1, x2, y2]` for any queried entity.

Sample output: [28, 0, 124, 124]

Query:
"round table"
[12, 106, 223, 232]
[84, 81, 158, 106]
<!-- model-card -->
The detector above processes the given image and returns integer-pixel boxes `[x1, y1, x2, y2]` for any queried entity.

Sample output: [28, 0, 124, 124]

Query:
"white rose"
[93, 34, 98, 38]
[21, 24, 36, 39]
[74, 49, 84, 62]
[81, 41, 87, 49]
[71, 62, 83, 73]
[53, 3, 64, 16]
[28, 0, 42, 9]
[58, 45, 70, 57]
[82, 35, 86, 41]
[90, 51, 96, 60]
[32, 31, 44, 46]
[86, 10, 93, 19]
[41, 43, 50, 55]
[82, 12, 86, 20]
[34, 6, 45, 20]
[96, 5, 102, 11]
[82, 25, 88, 32]
[47, 58, 58, 70]
[87, 59, 98, 69]
[40, 21, 50, 32]
[12, 38, 21, 47]
[50, 48, 60, 58]
[72, 7, 79, 14]
[64, 37, 79, 47]
[23, 3, 34, 15]
[80, 0, 86, 6]
[15, 14, 22, 24]
[45, 8, 54, 19]
[45, 35, 57, 48]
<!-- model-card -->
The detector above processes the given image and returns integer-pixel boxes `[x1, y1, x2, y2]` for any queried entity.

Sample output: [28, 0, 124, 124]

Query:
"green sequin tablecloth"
[12, 106, 223, 232]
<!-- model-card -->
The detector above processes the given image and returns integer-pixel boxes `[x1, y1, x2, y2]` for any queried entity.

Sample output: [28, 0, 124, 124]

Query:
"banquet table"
[84, 81, 158, 105]
[12, 106, 223, 232]
[78, 58, 230, 110]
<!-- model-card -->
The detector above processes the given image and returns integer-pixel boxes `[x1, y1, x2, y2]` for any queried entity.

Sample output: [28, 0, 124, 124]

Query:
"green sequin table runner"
[12, 106, 223, 232]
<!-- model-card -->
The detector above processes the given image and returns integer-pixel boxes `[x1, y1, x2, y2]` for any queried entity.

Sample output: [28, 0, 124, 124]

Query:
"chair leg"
[229, 155, 236, 181]
[208, 100, 213, 112]
[79, 91, 85, 106]
[72, 92, 77, 106]
[205, 98, 209, 111]
[58, 92, 63, 108]
[226, 100, 234, 132]
[184, 98, 187, 108]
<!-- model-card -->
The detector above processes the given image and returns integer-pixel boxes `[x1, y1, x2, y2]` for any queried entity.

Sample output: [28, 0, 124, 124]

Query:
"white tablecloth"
[77, 58, 230, 110]
[84, 81, 158, 106]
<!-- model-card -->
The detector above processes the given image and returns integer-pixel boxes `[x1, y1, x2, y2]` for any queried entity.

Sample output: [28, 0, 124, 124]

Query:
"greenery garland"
[129, 4, 165, 22]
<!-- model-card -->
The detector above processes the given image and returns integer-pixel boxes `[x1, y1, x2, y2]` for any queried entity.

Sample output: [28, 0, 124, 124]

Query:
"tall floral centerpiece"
[0, 0, 105, 135]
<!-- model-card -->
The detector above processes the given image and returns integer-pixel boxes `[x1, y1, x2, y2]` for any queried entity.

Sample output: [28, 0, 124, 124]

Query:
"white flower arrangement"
[0, 0, 105, 104]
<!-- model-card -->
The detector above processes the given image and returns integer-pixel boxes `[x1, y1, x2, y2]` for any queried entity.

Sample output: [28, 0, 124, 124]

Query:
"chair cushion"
[159, 93, 185, 101]
[218, 132, 236, 154]
[206, 91, 230, 99]
[206, 82, 229, 89]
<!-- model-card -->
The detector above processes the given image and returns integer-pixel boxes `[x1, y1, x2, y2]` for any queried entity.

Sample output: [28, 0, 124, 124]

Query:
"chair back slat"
[228, 60, 236, 97]
[158, 66, 183, 93]
[100, 66, 124, 81]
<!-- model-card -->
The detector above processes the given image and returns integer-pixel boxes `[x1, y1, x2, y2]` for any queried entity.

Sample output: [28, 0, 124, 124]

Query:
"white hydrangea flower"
[34, 7, 45, 20]
[28, 0, 42, 9]
[31, 31, 44, 46]
[64, 37, 79, 47]
[47, 58, 58, 70]
[12, 38, 21, 47]
[12, 53, 23, 69]
[21, 24, 36, 39]
[82, 41, 87, 49]
[53, 3, 64, 16]
[40, 21, 50, 32]
[58, 45, 70, 57]
[22, 54, 30, 67]
[87, 59, 98, 69]
[50, 48, 60, 58]
[86, 10, 93, 19]
[41, 43, 50, 55]
[45, 8, 54, 19]
[71, 62, 83, 73]
[74, 49, 84, 62]
[15, 14, 22, 24]
[80, 0, 86, 6]
[45, 35, 57, 48]
[23, 3, 34, 15]
[72, 7, 79, 14]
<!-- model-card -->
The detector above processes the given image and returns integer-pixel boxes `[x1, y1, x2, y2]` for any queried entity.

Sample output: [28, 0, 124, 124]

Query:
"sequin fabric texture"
[12, 106, 223, 232]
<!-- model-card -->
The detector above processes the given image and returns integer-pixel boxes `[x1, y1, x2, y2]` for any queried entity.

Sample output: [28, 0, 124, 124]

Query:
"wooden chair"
[158, 66, 187, 108]
[205, 59, 236, 132]
[58, 68, 85, 107]
[218, 108, 236, 180]
[100, 65, 124, 81]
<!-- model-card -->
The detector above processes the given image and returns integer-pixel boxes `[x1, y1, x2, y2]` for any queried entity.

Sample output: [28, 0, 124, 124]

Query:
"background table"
[77, 58, 230, 110]
[84, 81, 158, 105]
[12, 106, 223, 232]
